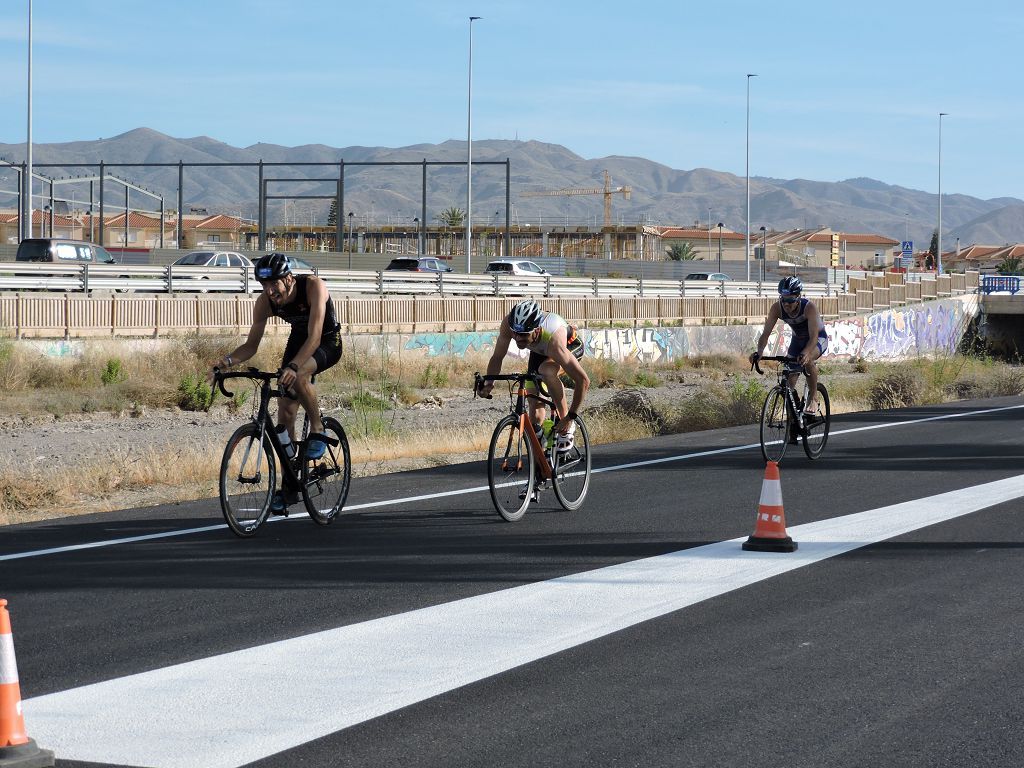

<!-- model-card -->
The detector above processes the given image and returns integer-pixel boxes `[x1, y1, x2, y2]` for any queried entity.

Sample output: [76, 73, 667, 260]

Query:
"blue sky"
[0, 0, 1021, 201]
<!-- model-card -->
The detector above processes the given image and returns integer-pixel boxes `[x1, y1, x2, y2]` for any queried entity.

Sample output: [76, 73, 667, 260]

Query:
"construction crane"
[520, 170, 631, 227]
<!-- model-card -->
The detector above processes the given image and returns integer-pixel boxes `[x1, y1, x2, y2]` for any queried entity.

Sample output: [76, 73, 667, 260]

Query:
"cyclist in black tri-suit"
[749, 276, 829, 416]
[212, 253, 342, 512]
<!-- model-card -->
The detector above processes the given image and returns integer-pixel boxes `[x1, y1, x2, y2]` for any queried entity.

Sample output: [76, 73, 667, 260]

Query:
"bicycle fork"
[236, 423, 268, 485]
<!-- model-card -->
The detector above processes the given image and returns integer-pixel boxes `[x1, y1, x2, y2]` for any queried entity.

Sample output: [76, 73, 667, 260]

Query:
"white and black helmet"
[508, 299, 544, 333]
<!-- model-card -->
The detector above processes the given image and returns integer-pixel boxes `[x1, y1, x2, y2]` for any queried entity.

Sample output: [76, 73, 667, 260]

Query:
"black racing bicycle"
[752, 355, 831, 462]
[213, 368, 351, 537]
[474, 371, 591, 522]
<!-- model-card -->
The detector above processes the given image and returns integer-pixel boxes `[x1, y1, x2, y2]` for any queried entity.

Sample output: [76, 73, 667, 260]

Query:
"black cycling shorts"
[282, 328, 343, 374]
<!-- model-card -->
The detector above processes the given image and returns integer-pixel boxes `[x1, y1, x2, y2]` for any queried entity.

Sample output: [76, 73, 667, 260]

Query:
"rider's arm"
[547, 331, 590, 419]
[752, 302, 781, 359]
[486, 318, 513, 375]
[215, 295, 270, 370]
[286, 276, 329, 371]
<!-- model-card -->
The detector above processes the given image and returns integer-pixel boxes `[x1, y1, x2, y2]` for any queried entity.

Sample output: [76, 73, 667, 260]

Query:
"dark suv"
[384, 257, 453, 273]
[16, 238, 117, 265]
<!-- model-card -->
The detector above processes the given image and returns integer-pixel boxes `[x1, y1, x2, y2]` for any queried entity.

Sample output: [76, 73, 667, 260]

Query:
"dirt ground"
[0, 375, 714, 523]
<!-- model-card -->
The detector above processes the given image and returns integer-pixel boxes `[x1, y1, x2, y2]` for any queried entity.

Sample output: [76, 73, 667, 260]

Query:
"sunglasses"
[780, 295, 800, 304]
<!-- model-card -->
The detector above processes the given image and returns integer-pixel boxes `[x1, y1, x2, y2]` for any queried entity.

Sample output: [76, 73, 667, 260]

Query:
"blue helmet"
[778, 276, 803, 296]
[254, 252, 291, 281]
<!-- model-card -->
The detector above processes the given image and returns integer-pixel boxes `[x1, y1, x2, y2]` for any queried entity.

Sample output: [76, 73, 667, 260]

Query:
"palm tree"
[667, 243, 698, 261]
[437, 207, 466, 227]
[996, 257, 1023, 276]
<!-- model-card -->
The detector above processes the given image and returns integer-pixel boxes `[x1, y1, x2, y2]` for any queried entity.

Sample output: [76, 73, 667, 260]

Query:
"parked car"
[16, 238, 117, 265]
[484, 259, 548, 276]
[384, 257, 453, 273]
[287, 256, 315, 272]
[170, 250, 253, 270]
[170, 250, 253, 292]
[685, 271, 732, 281]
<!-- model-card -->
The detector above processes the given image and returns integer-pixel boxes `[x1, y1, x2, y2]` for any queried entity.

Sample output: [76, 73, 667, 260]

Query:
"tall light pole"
[413, 216, 421, 254]
[24, 0, 33, 240]
[707, 207, 712, 262]
[759, 226, 767, 285]
[937, 112, 948, 275]
[347, 211, 354, 269]
[466, 15, 482, 273]
[717, 222, 724, 274]
[745, 73, 757, 281]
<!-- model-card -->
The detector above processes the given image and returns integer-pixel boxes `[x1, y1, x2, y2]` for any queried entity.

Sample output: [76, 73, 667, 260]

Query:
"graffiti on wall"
[404, 332, 498, 358]
[585, 327, 684, 363]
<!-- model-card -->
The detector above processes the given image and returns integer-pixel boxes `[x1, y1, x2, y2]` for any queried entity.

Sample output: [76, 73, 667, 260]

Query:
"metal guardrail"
[0, 262, 843, 300]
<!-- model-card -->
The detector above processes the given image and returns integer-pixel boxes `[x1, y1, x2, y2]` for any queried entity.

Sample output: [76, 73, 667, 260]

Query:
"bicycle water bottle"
[276, 424, 296, 460]
[542, 418, 555, 450]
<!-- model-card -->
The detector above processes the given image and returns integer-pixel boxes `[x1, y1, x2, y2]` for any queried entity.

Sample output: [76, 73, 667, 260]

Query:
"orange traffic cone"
[0, 600, 54, 768]
[742, 461, 797, 552]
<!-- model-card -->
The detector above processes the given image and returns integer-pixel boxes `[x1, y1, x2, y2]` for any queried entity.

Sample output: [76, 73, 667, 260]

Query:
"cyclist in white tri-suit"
[478, 299, 589, 454]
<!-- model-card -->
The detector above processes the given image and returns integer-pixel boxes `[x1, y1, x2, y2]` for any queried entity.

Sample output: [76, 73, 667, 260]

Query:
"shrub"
[178, 374, 215, 412]
[868, 366, 923, 410]
[101, 358, 125, 386]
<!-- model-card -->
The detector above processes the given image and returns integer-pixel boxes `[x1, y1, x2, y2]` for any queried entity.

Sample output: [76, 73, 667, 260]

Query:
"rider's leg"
[288, 358, 324, 435]
[538, 359, 568, 419]
[804, 340, 826, 414]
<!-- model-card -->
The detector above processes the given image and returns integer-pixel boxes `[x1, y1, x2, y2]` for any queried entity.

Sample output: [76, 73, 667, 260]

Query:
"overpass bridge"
[978, 276, 1024, 354]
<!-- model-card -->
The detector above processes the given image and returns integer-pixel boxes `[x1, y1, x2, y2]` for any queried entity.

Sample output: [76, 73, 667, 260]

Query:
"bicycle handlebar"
[212, 367, 295, 400]
[750, 355, 804, 376]
[473, 371, 544, 400]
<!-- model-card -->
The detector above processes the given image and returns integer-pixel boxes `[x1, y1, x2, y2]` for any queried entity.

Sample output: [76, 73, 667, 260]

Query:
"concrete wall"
[20, 295, 979, 365]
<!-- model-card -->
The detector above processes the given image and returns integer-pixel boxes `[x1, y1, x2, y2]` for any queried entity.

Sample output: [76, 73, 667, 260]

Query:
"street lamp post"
[937, 112, 948, 275]
[413, 216, 421, 255]
[707, 207, 712, 262]
[24, 0, 33, 241]
[745, 73, 757, 281]
[759, 226, 767, 285]
[347, 211, 354, 269]
[466, 15, 482, 273]
[717, 222, 724, 274]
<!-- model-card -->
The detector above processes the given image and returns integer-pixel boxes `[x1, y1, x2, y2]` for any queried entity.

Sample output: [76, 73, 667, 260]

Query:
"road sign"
[901, 240, 913, 256]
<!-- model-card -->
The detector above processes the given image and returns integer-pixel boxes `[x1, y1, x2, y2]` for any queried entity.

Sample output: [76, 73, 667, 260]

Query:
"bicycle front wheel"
[552, 415, 591, 511]
[301, 416, 352, 525]
[802, 384, 831, 460]
[220, 423, 276, 537]
[487, 414, 536, 522]
[759, 386, 791, 463]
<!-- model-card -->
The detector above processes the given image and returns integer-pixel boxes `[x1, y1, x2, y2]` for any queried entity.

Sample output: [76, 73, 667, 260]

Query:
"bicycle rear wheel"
[300, 416, 351, 525]
[487, 414, 536, 522]
[552, 415, 591, 510]
[759, 386, 791, 463]
[220, 423, 276, 537]
[802, 384, 831, 460]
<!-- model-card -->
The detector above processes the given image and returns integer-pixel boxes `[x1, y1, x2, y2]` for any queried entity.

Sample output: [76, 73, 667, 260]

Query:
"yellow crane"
[520, 170, 632, 228]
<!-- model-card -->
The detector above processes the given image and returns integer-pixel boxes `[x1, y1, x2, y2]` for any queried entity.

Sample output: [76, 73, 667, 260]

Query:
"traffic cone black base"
[0, 739, 55, 768]
[742, 534, 798, 553]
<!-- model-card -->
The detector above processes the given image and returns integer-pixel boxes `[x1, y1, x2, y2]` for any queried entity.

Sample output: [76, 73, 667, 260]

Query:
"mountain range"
[1, 127, 1021, 248]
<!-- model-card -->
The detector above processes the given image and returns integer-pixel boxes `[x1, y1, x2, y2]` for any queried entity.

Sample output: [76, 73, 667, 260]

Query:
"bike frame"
[216, 369, 304, 490]
[476, 372, 560, 480]
[754, 356, 810, 431]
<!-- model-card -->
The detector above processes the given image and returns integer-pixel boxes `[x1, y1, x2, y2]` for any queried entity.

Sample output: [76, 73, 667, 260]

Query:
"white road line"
[2, 402, 1022, 562]
[24, 473, 1024, 768]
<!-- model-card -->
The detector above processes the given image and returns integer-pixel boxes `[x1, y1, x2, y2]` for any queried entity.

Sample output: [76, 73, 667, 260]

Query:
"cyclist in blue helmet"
[749, 276, 829, 416]
[212, 253, 342, 513]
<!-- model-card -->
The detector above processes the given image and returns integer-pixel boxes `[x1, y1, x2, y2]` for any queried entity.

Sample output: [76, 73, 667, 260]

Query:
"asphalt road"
[2, 396, 1023, 768]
